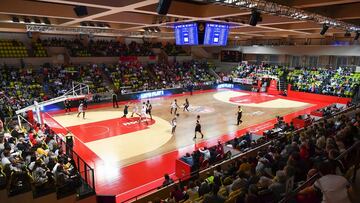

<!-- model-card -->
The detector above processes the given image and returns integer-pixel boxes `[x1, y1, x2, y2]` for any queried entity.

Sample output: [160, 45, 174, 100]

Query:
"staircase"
[278, 69, 289, 91]
[207, 66, 221, 81]
[352, 85, 360, 104]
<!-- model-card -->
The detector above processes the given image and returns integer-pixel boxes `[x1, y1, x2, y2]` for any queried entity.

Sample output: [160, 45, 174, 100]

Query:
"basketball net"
[15, 82, 90, 126]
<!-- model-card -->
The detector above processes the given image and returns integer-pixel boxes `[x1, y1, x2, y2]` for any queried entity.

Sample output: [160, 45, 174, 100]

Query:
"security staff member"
[65, 131, 74, 157]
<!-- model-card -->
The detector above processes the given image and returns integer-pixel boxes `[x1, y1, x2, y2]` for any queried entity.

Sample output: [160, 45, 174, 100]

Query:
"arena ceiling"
[1, 0, 360, 40]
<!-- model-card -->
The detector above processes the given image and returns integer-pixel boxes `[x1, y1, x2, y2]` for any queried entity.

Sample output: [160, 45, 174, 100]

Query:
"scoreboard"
[174, 23, 199, 45]
[203, 23, 229, 46]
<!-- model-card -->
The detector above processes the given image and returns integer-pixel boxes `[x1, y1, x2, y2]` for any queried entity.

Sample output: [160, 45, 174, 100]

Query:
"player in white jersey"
[170, 99, 180, 114]
[171, 113, 179, 134]
[76, 102, 85, 119]
[140, 102, 148, 124]
[131, 103, 139, 117]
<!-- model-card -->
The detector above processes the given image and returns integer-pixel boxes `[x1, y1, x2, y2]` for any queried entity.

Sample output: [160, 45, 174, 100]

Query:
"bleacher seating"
[0, 40, 28, 58]
[0, 122, 82, 198]
[226, 64, 359, 98]
[31, 42, 48, 57]
[143, 105, 360, 203]
[105, 61, 216, 93]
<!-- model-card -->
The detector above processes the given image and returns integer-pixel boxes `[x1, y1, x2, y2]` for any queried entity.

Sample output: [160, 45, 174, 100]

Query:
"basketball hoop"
[15, 82, 90, 126]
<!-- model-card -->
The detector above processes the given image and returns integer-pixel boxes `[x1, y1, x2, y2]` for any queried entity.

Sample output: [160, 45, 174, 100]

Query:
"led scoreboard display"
[203, 23, 229, 46]
[174, 23, 199, 45]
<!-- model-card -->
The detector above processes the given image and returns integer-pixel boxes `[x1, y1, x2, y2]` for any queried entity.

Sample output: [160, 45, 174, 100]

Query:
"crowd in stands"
[0, 63, 109, 119]
[225, 64, 359, 98]
[0, 122, 81, 196]
[0, 60, 215, 118]
[39, 38, 156, 57]
[288, 67, 359, 97]
[106, 60, 216, 93]
[151, 104, 360, 203]
[0, 37, 190, 58]
[163, 42, 189, 56]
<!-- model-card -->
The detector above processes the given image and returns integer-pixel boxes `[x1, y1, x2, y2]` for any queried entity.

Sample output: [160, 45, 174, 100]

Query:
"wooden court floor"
[51, 89, 313, 166]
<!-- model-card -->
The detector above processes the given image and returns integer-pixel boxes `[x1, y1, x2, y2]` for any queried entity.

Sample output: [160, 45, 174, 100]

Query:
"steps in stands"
[278, 70, 288, 91]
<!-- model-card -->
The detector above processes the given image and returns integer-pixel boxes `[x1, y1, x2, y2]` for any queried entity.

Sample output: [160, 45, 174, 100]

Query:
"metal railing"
[42, 111, 96, 198]
[54, 133, 96, 199]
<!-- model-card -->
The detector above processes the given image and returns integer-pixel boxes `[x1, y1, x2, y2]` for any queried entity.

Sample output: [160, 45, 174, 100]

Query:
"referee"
[237, 106, 243, 125]
[112, 92, 119, 108]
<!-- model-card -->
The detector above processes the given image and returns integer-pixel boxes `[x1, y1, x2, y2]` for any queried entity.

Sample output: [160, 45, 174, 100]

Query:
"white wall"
[240, 45, 360, 56]
[168, 56, 192, 63]
[0, 32, 31, 43]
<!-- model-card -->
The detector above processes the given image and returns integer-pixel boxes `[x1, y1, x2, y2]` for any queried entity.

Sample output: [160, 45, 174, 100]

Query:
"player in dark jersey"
[193, 115, 204, 139]
[146, 100, 153, 119]
[183, 98, 189, 112]
[237, 106, 243, 125]
[64, 100, 71, 114]
[122, 103, 129, 118]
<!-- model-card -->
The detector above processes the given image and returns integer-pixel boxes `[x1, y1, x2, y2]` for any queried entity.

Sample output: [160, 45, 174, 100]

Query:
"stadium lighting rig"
[25, 24, 170, 38]
[208, 0, 360, 32]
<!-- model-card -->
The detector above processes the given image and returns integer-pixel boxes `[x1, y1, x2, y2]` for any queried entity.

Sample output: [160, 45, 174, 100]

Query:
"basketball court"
[43, 88, 333, 201]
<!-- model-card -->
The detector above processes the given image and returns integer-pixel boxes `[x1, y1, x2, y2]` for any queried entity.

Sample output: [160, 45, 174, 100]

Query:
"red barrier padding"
[287, 84, 351, 104]
[292, 116, 312, 129]
[310, 110, 324, 117]
[267, 79, 280, 95]
[175, 159, 191, 180]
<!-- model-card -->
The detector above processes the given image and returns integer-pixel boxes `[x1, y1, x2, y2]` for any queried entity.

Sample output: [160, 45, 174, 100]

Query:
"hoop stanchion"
[27, 110, 34, 125]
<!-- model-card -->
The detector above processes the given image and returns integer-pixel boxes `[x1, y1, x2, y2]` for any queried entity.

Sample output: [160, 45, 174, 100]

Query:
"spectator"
[162, 173, 174, 187]
[299, 161, 352, 203]
[203, 184, 226, 203]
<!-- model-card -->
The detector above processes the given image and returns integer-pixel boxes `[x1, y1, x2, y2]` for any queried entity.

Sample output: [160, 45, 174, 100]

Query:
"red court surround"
[42, 89, 345, 202]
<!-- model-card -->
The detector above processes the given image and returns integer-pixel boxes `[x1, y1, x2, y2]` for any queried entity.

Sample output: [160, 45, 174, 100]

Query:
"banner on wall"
[232, 78, 254, 85]
[222, 76, 230, 82]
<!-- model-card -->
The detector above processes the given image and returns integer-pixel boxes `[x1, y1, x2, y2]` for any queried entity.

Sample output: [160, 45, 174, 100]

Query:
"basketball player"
[140, 102, 148, 124]
[131, 103, 139, 117]
[122, 103, 129, 118]
[194, 115, 204, 139]
[171, 113, 179, 134]
[183, 98, 190, 112]
[64, 100, 71, 114]
[82, 98, 88, 109]
[77, 102, 85, 119]
[170, 99, 180, 114]
[146, 100, 153, 120]
[236, 106, 243, 125]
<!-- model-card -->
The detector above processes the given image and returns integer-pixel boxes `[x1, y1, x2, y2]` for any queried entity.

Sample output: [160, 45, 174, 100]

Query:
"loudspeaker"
[157, 0, 172, 15]
[320, 24, 329, 35]
[96, 195, 116, 203]
[74, 6, 88, 17]
[249, 10, 261, 26]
